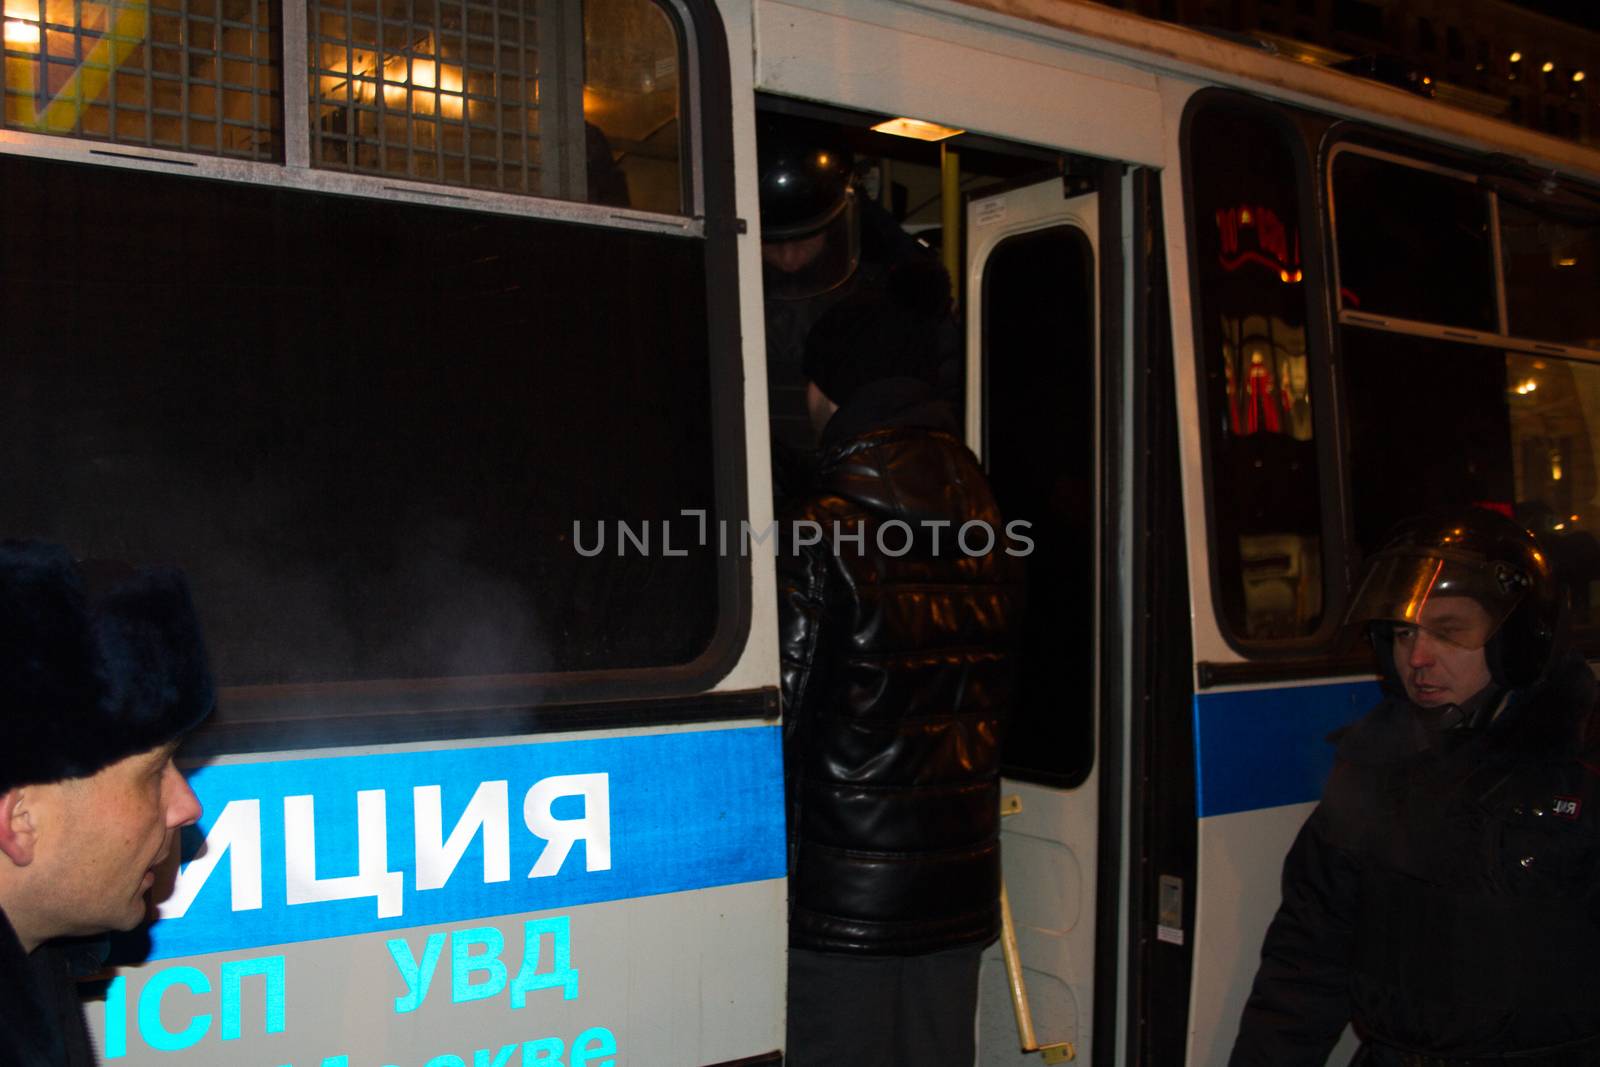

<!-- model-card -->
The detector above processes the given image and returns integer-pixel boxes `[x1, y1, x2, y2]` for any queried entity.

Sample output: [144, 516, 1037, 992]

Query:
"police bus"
[2, 0, 1597, 1063]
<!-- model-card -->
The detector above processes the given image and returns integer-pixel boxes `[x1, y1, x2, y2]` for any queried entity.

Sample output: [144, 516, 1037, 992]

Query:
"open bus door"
[965, 178, 1102, 1065]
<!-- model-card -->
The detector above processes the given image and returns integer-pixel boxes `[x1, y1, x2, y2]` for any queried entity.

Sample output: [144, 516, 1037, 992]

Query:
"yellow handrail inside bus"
[999, 794, 1076, 1063]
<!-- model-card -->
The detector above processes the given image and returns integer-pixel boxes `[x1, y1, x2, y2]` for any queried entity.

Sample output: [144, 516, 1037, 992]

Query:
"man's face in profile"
[30, 741, 201, 938]
[1392, 595, 1496, 708]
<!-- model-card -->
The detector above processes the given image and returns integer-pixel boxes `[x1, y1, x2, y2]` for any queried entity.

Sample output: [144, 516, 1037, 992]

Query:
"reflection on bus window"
[1220, 315, 1311, 441]
[2, 0, 283, 159]
[309, 0, 681, 210]
[1188, 98, 1326, 641]
[1332, 151, 1496, 332]
[1500, 200, 1600, 349]
[1507, 352, 1600, 626]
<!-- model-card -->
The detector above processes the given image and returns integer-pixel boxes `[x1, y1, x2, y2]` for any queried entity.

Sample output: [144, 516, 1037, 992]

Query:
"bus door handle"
[999, 794, 1076, 1064]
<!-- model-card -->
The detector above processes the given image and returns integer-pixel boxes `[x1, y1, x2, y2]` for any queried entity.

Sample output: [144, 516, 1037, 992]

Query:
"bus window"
[1341, 331, 1515, 556]
[0, 0, 735, 727]
[1341, 332, 1600, 629]
[1505, 353, 1600, 627]
[1186, 97, 1327, 642]
[1500, 200, 1600, 349]
[309, 0, 683, 210]
[2, 0, 283, 160]
[1331, 150, 1496, 332]
[0, 153, 722, 697]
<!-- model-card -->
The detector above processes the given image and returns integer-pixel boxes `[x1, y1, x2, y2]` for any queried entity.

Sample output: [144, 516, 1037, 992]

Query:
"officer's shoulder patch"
[1553, 795, 1582, 820]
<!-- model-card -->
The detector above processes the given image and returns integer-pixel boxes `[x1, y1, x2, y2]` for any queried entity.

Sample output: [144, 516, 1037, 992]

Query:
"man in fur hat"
[0, 540, 214, 1066]
[777, 261, 1023, 1066]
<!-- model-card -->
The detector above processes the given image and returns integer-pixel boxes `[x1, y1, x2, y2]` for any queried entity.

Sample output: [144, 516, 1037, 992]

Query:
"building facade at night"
[1111, 0, 1600, 144]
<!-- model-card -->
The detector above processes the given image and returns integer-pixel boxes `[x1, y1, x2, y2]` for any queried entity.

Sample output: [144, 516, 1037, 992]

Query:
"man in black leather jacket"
[776, 261, 1024, 1067]
[1230, 510, 1600, 1067]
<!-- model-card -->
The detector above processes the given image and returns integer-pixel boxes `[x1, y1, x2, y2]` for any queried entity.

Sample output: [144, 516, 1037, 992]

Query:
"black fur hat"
[1, 540, 214, 792]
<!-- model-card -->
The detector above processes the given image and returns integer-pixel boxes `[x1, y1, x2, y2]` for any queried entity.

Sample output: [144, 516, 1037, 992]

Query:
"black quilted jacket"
[776, 380, 1023, 955]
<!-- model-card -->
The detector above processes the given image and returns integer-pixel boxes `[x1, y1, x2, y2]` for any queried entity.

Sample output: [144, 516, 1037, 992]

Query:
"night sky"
[1504, 0, 1600, 34]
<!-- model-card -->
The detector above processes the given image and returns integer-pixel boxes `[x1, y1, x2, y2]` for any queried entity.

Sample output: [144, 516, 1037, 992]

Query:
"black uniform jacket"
[776, 380, 1023, 956]
[1231, 653, 1600, 1065]
[0, 907, 99, 1067]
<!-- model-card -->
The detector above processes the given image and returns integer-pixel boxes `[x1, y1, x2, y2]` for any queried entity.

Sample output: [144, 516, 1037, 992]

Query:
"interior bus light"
[870, 117, 965, 142]
[1574, 71, 1587, 83]
[1543, 60, 1556, 73]
[1510, 51, 1523, 63]
[3, 17, 39, 45]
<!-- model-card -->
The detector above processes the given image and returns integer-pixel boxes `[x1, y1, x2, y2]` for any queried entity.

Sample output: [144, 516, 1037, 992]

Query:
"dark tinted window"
[982, 225, 1095, 786]
[1189, 101, 1326, 641]
[0, 154, 719, 695]
[1332, 151, 1496, 331]
[1341, 330, 1513, 556]
[1342, 329, 1600, 627]
[1501, 199, 1600, 349]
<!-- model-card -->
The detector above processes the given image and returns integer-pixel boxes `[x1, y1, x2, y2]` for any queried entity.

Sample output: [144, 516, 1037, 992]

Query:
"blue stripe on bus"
[148, 726, 787, 960]
[1193, 681, 1381, 818]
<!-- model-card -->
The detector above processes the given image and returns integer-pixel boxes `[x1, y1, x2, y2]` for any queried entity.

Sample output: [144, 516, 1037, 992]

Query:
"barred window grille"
[2, 0, 282, 159]
[308, 0, 682, 210]
[308, 0, 544, 192]
[1, 0, 680, 200]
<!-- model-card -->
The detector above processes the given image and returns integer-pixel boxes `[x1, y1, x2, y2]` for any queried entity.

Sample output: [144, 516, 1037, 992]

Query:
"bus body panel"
[1188, 681, 1382, 1065]
[86, 723, 788, 1065]
[751, 0, 1166, 167]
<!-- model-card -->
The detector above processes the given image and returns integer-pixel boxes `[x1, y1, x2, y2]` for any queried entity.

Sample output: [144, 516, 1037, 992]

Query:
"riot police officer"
[757, 116, 939, 500]
[1231, 509, 1600, 1066]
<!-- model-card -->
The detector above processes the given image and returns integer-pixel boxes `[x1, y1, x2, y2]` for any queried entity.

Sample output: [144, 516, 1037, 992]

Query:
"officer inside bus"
[0, 541, 213, 1067]
[758, 115, 938, 500]
[1230, 509, 1600, 1067]
[776, 260, 1021, 1067]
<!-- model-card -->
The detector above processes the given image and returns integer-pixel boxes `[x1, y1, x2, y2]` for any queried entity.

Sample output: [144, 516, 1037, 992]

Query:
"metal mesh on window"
[308, 0, 683, 209]
[2, 0, 282, 159]
[308, 0, 548, 194]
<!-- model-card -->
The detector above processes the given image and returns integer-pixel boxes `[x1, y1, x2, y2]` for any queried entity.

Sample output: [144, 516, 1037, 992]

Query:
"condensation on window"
[1506, 352, 1600, 628]
[307, 0, 681, 211]
[2, 0, 282, 159]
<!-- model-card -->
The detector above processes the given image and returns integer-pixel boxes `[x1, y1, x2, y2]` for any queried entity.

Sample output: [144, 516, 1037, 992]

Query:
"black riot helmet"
[1345, 509, 1566, 688]
[756, 120, 860, 301]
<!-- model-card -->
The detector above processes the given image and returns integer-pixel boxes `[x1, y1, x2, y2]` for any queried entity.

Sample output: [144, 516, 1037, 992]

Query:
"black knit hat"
[803, 259, 953, 406]
[0, 540, 215, 792]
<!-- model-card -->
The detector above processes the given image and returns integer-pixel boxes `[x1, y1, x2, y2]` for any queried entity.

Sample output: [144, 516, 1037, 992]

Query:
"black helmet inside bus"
[756, 119, 860, 301]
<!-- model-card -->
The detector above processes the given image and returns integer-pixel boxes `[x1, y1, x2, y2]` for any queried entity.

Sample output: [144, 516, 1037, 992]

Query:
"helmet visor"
[1345, 550, 1527, 650]
[761, 195, 860, 302]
